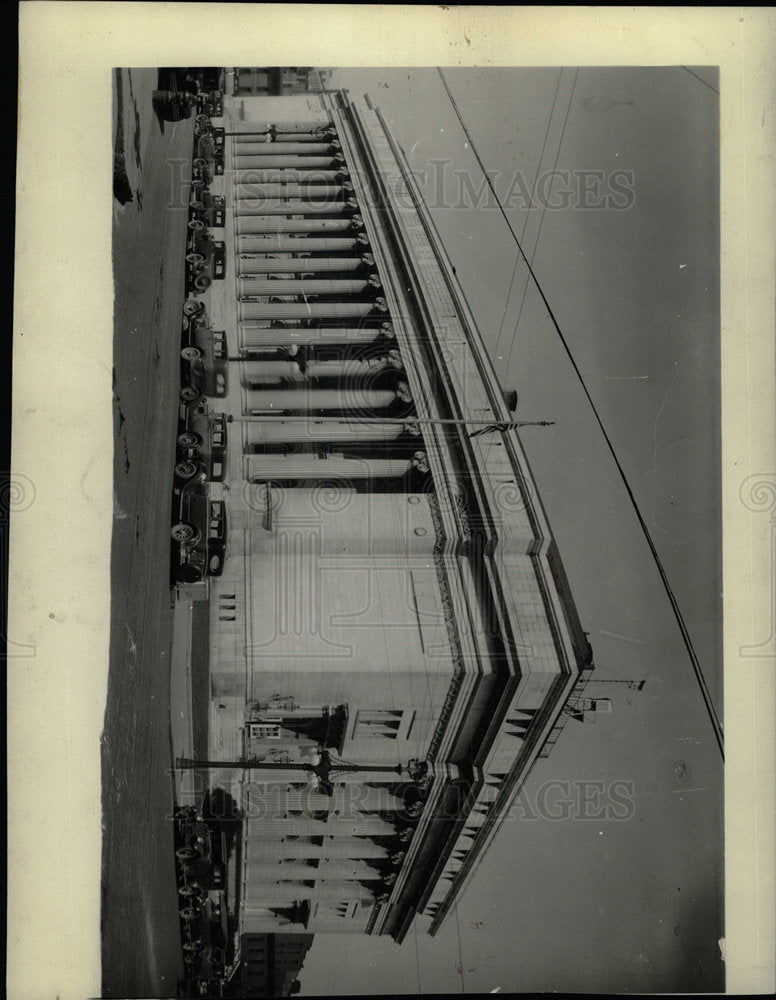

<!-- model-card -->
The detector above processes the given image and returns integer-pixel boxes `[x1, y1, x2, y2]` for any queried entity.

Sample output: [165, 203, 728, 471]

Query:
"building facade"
[240, 933, 312, 996]
[231, 68, 329, 97]
[182, 88, 593, 951]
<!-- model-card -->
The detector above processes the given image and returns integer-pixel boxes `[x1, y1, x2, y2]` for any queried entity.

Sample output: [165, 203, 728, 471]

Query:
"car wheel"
[183, 299, 203, 317]
[174, 461, 198, 480]
[189, 200, 204, 211]
[177, 430, 201, 448]
[171, 522, 196, 543]
[176, 846, 198, 861]
[188, 219, 206, 232]
[181, 346, 203, 362]
[180, 386, 200, 403]
[193, 157, 207, 169]
[180, 907, 201, 921]
[194, 273, 212, 292]
[178, 883, 201, 897]
[186, 252, 205, 265]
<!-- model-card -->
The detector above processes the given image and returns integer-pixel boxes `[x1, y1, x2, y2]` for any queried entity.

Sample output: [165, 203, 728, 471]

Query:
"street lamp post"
[175, 748, 432, 795]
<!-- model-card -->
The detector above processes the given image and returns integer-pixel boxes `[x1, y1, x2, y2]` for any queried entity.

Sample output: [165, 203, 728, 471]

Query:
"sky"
[298, 66, 723, 995]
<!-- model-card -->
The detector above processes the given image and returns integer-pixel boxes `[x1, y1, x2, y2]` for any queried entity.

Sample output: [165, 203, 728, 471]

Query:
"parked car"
[171, 484, 227, 582]
[179, 304, 227, 402]
[189, 188, 225, 228]
[186, 229, 225, 293]
[194, 127, 225, 175]
[177, 403, 227, 483]
[197, 89, 223, 117]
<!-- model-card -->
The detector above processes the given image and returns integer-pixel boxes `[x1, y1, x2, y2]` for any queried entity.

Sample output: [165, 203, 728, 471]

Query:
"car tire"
[186, 252, 205, 265]
[171, 522, 196, 543]
[188, 219, 206, 232]
[174, 461, 198, 480]
[183, 299, 203, 317]
[180, 386, 201, 403]
[181, 346, 203, 362]
[177, 430, 201, 448]
[194, 273, 212, 292]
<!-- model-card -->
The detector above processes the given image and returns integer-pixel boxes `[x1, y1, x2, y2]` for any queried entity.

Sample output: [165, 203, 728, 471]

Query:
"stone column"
[239, 236, 360, 252]
[233, 182, 347, 199]
[233, 169, 344, 183]
[245, 838, 388, 860]
[245, 814, 396, 837]
[243, 385, 396, 411]
[239, 324, 389, 349]
[239, 301, 379, 321]
[274, 131, 335, 142]
[234, 198, 356, 215]
[234, 142, 333, 156]
[239, 356, 398, 386]
[315, 860, 384, 881]
[234, 155, 338, 169]
[275, 787, 404, 811]
[305, 356, 399, 379]
[245, 861, 318, 880]
[238, 277, 370, 295]
[242, 882, 374, 903]
[238, 256, 364, 274]
[236, 217, 356, 233]
[243, 419, 408, 447]
[244, 454, 413, 481]
[239, 360, 304, 384]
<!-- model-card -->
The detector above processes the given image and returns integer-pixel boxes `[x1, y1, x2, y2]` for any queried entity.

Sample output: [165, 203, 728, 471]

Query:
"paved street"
[103, 68, 193, 998]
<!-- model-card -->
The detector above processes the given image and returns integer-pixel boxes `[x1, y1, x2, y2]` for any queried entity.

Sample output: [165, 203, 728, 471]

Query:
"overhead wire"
[490, 67, 564, 365]
[503, 68, 579, 375]
[435, 66, 724, 761]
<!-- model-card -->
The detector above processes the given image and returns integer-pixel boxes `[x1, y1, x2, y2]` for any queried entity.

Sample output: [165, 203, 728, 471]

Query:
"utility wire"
[504, 68, 578, 375]
[436, 66, 724, 760]
[492, 68, 564, 365]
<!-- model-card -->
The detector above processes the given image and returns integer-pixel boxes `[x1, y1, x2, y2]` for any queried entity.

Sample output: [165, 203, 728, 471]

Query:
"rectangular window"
[355, 710, 402, 739]
[249, 720, 282, 740]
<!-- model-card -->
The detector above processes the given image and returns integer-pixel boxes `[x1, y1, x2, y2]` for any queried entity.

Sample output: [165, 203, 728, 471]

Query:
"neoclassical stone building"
[184, 89, 593, 945]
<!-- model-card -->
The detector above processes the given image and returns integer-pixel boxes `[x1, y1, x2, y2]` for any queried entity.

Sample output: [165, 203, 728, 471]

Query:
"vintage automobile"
[177, 403, 227, 483]
[179, 303, 227, 402]
[186, 228, 226, 293]
[188, 188, 225, 228]
[171, 484, 227, 582]
[197, 89, 223, 117]
[194, 127, 225, 175]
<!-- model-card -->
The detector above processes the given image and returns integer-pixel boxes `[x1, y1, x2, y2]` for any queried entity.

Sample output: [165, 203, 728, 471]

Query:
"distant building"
[231, 68, 330, 97]
[181, 86, 594, 950]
